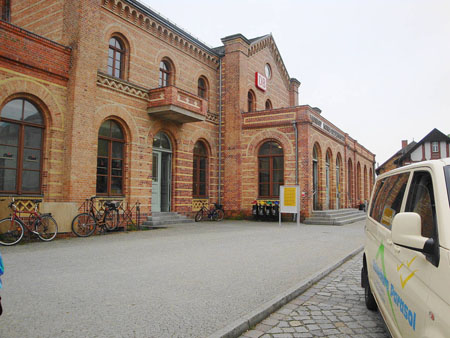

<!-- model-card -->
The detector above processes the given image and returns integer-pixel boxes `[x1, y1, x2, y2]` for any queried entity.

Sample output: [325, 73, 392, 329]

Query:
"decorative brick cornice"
[206, 111, 219, 124]
[97, 72, 149, 99]
[101, 0, 219, 68]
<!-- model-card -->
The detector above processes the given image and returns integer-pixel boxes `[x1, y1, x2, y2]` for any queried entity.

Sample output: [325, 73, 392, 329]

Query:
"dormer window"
[432, 142, 439, 153]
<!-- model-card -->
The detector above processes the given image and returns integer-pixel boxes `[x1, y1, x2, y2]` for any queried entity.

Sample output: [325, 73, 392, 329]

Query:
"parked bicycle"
[71, 196, 120, 237]
[195, 202, 224, 222]
[0, 198, 58, 246]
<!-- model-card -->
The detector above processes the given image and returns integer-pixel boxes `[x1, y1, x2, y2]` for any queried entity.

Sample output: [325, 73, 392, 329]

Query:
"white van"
[362, 158, 450, 338]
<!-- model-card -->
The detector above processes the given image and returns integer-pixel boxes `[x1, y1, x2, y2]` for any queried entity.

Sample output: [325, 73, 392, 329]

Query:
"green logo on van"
[375, 243, 401, 330]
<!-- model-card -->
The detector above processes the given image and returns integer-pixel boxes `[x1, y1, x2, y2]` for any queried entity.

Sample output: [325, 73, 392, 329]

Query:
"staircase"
[141, 212, 195, 229]
[303, 209, 366, 226]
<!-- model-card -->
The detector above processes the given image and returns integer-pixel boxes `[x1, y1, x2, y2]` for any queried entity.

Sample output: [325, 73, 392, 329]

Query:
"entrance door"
[152, 132, 172, 212]
[312, 147, 319, 210]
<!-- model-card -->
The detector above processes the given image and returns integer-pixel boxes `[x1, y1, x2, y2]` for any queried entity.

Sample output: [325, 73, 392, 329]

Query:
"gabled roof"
[248, 34, 292, 89]
[376, 141, 417, 174]
[125, 0, 219, 56]
[396, 128, 450, 164]
[214, 33, 293, 89]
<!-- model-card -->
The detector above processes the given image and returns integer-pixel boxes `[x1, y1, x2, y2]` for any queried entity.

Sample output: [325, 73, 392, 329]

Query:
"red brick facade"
[0, 0, 375, 231]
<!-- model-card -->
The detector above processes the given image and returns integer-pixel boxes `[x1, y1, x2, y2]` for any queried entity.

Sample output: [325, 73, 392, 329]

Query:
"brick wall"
[10, 0, 65, 43]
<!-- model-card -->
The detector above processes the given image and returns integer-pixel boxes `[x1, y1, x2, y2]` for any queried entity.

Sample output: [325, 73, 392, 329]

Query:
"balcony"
[147, 86, 207, 123]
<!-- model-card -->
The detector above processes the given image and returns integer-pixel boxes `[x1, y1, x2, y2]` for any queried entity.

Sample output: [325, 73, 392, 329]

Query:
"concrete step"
[141, 212, 195, 229]
[310, 209, 365, 217]
[304, 209, 366, 226]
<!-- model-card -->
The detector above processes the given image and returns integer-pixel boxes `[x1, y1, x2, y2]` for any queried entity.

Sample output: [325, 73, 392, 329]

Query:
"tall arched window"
[265, 99, 272, 110]
[197, 77, 208, 99]
[97, 120, 125, 196]
[336, 155, 342, 209]
[1, 0, 11, 21]
[0, 98, 44, 194]
[325, 151, 331, 209]
[357, 162, 361, 203]
[348, 159, 353, 207]
[258, 141, 283, 198]
[312, 145, 319, 209]
[108, 37, 125, 79]
[248, 90, 256, 112]
[193, 141, 208, 198]
[159, 60, 171, 87]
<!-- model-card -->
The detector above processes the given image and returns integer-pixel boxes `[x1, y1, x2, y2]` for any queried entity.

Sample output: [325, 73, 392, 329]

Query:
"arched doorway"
[152, 132, 172, 212]
[312, 145, 319, 210]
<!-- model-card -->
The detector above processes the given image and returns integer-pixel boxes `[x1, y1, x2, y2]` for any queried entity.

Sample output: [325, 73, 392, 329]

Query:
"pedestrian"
[0, 250, 3, 316]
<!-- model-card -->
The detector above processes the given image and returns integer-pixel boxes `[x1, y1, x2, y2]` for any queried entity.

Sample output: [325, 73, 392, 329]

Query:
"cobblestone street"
[240, 252, 390, 338]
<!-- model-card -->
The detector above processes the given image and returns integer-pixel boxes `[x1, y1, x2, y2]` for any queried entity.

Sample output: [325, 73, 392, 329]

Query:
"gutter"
[292, 121, 299, 185]
[218, 58, 222, 205]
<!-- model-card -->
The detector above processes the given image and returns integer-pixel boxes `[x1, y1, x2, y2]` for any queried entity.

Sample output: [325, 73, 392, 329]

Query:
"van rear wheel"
[364, 274, 378, 311]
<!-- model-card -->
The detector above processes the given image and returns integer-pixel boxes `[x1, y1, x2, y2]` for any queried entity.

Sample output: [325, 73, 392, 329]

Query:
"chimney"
[312, 107, 322, 115]
[402, 140, 408, 149]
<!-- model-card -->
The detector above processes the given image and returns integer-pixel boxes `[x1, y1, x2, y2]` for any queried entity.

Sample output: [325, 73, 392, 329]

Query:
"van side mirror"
[392, 212, 428, 251]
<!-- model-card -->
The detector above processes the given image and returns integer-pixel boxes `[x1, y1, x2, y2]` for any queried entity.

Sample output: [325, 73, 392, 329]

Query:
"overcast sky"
[140, 0, 450, 167]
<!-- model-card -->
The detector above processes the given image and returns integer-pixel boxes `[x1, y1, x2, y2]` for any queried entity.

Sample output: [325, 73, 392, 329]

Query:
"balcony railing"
[147, 86, 207, 123]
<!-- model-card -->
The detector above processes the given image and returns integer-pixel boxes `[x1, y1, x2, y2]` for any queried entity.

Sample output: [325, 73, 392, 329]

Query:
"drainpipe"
[292, 121, 299, 185]
[218, 58, 222, 205]
[292, 120, 299, 222]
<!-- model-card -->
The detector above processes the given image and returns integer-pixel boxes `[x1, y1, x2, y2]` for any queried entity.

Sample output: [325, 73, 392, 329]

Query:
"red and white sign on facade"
[255, 72, 267, 92]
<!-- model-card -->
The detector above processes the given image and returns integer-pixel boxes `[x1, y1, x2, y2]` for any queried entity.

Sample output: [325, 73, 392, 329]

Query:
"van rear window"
[445, 165, 450, 207]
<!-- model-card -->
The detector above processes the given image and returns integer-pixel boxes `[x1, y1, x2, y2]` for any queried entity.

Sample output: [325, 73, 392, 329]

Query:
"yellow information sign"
[284, 187, 297, 207]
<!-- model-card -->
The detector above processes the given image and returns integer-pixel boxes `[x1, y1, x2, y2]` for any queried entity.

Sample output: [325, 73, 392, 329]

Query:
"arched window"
[357, 162, 361, 203]
[348, 158, 353, 206]
[197, 77, 208, 99]
[159, 60, 171, 87]
[325, 151, 331, 208]
[193, 141, 208, 198]
[0, 98, 44, 194]
[1, 0, 11, 21]
[336, 155, 342, 209]
[97, 120, 125, 196]
[265, 99, 272, 110]
[248, 90, 255, 112]
[312, 145, 319, 209]
[258, 141, 283, 198]
[108, 37, 125, 79]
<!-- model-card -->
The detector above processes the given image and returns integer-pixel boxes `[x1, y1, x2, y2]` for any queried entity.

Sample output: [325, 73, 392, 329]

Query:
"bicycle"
[71, 196, 120, 237]
[195, 202, 224, 222]
[0, 198, 58, 246]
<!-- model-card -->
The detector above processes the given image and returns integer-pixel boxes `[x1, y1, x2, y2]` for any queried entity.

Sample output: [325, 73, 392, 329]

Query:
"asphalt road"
[0, 220, 365, 338]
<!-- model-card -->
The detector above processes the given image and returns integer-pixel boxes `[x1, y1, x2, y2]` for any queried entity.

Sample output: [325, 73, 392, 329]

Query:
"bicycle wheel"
[214, 209, 224, 221]
[195, 209, 204, 222]
[105, 210, 119, 231]
[71, 213, 96, 237]
[35, 215, 58, 241]
[0, 217, 24, 246]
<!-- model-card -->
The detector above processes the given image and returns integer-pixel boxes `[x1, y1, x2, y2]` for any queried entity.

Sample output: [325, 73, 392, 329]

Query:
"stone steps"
[141, 212, 195, 228]
[303, 208, 366, 226]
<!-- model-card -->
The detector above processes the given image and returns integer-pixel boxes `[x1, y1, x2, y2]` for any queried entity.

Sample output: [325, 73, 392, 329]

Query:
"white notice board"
[279, 185, 300, 226]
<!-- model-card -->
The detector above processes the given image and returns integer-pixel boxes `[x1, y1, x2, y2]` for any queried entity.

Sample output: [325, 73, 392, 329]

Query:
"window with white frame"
[432, 142, 439, 153]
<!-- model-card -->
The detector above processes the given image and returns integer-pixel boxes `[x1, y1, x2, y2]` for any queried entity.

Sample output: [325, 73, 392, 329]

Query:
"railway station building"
[0, 0, 375, 231]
